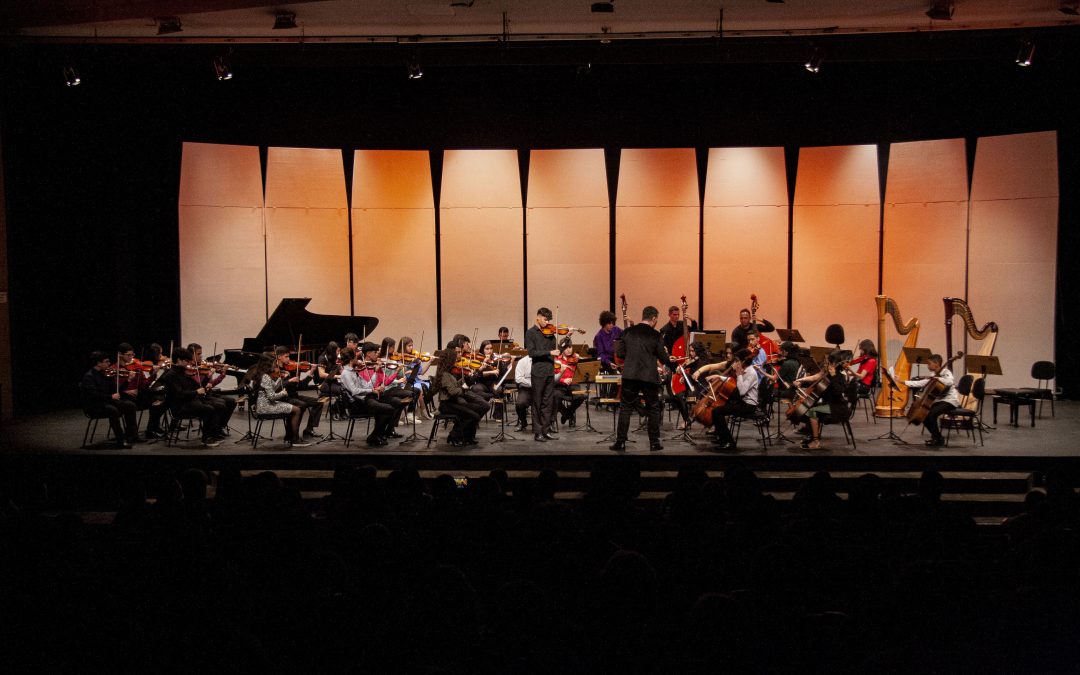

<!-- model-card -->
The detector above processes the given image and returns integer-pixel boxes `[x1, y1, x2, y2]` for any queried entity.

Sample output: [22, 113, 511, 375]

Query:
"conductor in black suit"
[611, 305, 670, 452]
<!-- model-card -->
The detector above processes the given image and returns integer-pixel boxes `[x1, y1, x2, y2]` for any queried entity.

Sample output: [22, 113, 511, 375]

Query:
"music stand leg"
[574, 380, 601, 433]
[491, 397, 521, 443]
[317, 396, 347, 444]
[400, 397, 429, 443]
[869, 382, 908, 444]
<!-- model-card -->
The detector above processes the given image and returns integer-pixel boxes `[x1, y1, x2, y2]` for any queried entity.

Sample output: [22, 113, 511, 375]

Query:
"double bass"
[749, 294, 779, 361]
[670, 295, 691, 396]
[613, 293, 630, 369]
[905, 351, 964, 424]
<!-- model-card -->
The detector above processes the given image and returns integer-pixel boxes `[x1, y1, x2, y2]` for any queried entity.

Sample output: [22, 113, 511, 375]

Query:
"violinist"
[611, 306, 670, 452]
[338, 343, 399, 447]
[188, 343, 236, 440]
[469, 340, 503, 419]
[903, 353, 958, 448]
[659, 305, 698, 354]
[432, 340, 488, 447]
[316, 341, 343, 398]
[274, 345, 324, 439]
[156, 347, 228, 448]
[731, 309, 775, 353]
[790, 350, 850, 450]
[554, 338, 586, 428]
[245, 353, 309, 448]
[847, 339, 879, 396]
[343, 332, 360, 352]
[116, 343, 166, 440]
[145, 342, 171, 380]
[79, 351, 138, 448]
[399, 335, 434, 420]
[673, 341, 712, 430]
[525, 307, 558, 442]
[592, 310, 623, 373]
[702, 348, 760, 451]
[374, 337, 413, 433]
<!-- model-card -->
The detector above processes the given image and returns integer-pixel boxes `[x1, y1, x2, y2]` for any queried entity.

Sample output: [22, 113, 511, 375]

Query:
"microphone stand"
[870, 364, 907, 444]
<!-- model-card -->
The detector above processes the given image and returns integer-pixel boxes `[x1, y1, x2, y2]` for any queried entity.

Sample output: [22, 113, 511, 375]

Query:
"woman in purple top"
[593, 310, 623, 373]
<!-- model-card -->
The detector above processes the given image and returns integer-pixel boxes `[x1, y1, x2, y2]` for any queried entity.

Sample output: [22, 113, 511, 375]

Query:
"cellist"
[790, 350, 850, 450]
[696, 348, 759, 451]
[903, 353, 958, 448]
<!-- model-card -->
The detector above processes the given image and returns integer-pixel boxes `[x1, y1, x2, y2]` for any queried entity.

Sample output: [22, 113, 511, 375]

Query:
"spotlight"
[591, 1, 615, 12]
[1016, 39, 1035, 67]
[408, 59, 423, 80]
[804, 48, 823, 74]
[1060, 0, 1080, 15]
[212, 54, 233, 81]
[272, 11, 297, 29]
[63, 66, 81, 87]
[925, 1, 954, 21]
[156, 17, 182, 35]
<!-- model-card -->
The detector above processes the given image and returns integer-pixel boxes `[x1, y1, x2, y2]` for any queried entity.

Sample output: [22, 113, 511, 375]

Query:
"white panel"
[615, 148, 698, 322]
[264, 147, 351, 318]
[178, 142, 266, 350]
[793, 145, 879, 349]
[527, 149, 608, 337]
[353, 150, 437, 349]
[441, 150, 524, 342]
[703, 146, 787, 332]
[882, 139, 969, 360]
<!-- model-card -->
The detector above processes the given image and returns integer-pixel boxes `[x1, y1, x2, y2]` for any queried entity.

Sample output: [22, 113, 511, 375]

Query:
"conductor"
[611, 305, 670, 452]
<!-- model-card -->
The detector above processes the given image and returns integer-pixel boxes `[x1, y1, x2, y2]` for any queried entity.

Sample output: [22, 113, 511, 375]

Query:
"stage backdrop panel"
[264, 147, 351, 322]
[882, 139, 968, 362]
[792, 145, 880, 350]
[440, 150, 523, 342]
[615, 148, 699, 326]
[352, 150, 437, 348]
[969, 131, 1058, 388]
[703, 146, 788, 335]
[178, 142, 267, 352]
[526, 149, 608, 338]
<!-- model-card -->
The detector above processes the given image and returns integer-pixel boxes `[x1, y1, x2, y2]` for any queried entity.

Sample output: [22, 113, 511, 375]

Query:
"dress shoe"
[716, 441, 737, 450]
[464, 438, 480, 446]
[113, 440, 133, 450]
[145, 429, 164, 440]
[387, 431, 404, 439]
[287, 440, 311, 448]
[650, 441, 664, 452]
[202, 439, 222, 448]
[542, 432, 555, 441]
[568, 417, 577, 428]
[127, 436, 142, 445]
[303, 428, 323, 438]
[513, 424, 528, 433]
[925, 437, 944, 448]
[447, 438, 466, 447]
[609, 440, 626, 451]
[366, 437, 388, 447]
[534, 434, 548, 443]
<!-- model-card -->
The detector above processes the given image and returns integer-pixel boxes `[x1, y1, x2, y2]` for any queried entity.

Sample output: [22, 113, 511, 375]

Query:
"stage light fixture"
[591, 1, 615, 12]
[1016, 39, 1035, 67]
[1060, 1, 1080, 15]
[213, 54, 233, 81]
[450, 1, 476, 7]
[804, 48, 823, 74]
[63, 66, 81, 87]
[156, 17, 182, 35]
[925, 1, 954, 20]
[408, 59, 423, 80]
[273, 11, 297, 29]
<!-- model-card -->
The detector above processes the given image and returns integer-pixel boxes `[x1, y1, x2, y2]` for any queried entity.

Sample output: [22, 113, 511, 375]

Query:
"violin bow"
[116, 350, 121, 392]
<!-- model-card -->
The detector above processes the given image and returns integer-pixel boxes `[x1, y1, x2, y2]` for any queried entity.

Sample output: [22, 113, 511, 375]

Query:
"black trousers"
[174, 399, 224, 442]
[554, 383, 585, 423]
[348, 396, 397, 441]
[204, 393, 236, 435]
[924, 401, 956, 440]
[532, 374, 555, 433]
[86, 399, 138, 442]
[440, 396, 488, 441]
[515, 386, 532, 427]
[128, 389, 166, 434]
[712, 400, 758, 445]
[616, 379, 662, 443]
[380, 387, 414, 425]
[287, 395, 324, 431]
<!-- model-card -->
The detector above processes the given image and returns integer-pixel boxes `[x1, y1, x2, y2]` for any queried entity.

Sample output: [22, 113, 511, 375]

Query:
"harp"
[874, 295, 920, 418]
[944, 297, 998, 411]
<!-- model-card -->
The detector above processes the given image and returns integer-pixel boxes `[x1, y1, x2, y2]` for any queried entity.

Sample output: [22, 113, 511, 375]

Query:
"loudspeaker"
[825, 324, 845, 347]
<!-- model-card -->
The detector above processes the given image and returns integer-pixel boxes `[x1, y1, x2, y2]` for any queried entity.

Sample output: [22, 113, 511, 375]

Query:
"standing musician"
[731, 309, 775, 353]
[659, 305, 699, 354]
[513, 354, 533, 432]
[245, 353, 310, 448]
[157, 347, 229, 448]
[847, 339, 879, 396]
[432, 340, 488, 447]
[274, 345, 324, 439]
[903, 354, 958, 448]
[187, 342, 236, 440]
[525, 307, 559, 443]
[611, 305, 670, 452]
[116, 342, 167, 440]
[593, 310, 623, 373]
[697, 348, 760, 451]
[790, 350, 850, 450]
[79, 351, 139, 448]
[672, 340, 712, 430]
[554, 338, 586, 428]
[338, 343, 402, 447]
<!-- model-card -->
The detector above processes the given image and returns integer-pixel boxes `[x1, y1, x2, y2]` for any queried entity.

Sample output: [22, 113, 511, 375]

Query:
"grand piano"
[223, 298, 379, 369]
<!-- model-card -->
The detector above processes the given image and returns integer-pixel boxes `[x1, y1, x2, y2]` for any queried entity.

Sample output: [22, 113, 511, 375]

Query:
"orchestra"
[75, 293, 993, 452]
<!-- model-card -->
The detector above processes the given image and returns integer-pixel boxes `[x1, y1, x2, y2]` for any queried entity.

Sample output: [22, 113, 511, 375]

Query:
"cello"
[906, 351, 964, 424]
[690, 360, 738, 427]
[670, 295, 691, 396]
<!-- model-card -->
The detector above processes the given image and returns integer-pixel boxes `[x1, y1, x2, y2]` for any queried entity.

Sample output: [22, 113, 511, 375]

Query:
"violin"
[540, 324, 586, 336]
[284, 361, 313, 372]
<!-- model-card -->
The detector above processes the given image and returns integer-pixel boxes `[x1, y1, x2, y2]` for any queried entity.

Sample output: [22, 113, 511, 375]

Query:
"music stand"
[571, 344, 593, 358]
[776, 329, 805, 343]
[965, 354, 1001, 431]
[870, 366, 908, 444]
[692, 331, 727, 355]
[490, 363, 522, 444]
[903, 347, 934, 378]
[809, 346, 833, 364]
[798, 355, 821, 376]
[666, 364, 699, 445]
[570, 360, 602, 433]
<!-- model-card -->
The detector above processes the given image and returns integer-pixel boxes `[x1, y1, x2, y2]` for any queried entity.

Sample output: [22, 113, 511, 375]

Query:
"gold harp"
[874, 295, 920, 417]
[944, 297, 998, 411]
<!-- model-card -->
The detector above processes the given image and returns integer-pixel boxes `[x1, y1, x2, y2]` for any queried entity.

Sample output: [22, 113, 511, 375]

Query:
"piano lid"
[225, 298, 378, 367]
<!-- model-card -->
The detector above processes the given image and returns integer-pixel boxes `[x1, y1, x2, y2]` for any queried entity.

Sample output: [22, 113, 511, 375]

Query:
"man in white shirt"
[513, 355, 532, 432]
[904, 353, 959, 448]
[704, 349, 760, 450]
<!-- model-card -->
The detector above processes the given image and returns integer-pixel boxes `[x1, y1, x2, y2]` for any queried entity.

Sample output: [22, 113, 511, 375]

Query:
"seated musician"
[274, 345, 324, 439]
[731, 309, 775, 353]
[775, 341, 802, 401]
[157, 347, 229, 448]
[187, 342, 236, 440]
[673, 340, 711, 429]
[316, 341, 343, 398]
[513, 354, 532, 432]
[903, 353, 958, 448]
[338, 343, 401, 447]
[700, 348, 759, 451]
[470, 340, 500, 404]
[79, 351, 139, 448]
[399, 335, 434, 420]
[791, 350, 850, 450]
[244, 354, 309, 447]
[116, 343, 166, 440]
[374, 337, 412, 432]
[343, 333, 360, 353]
[593, 310, 623, 374]
[848, 339, 879, 396]
[432, 340, 488, 447]
[145, 342, 171, 380]
[554, 338, 586, 428]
